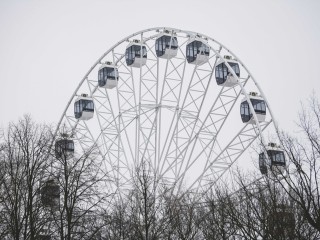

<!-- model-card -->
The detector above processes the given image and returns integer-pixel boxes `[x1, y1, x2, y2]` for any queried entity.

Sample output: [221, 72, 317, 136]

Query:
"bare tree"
[103, 161, 189, 240]
[2, 95, 320, 239]
[103, 200, 132, 239]
[0, 115, 53, 239]
[197, 186, 237, 240]
[48, 138, 109, 240]
[232, 174, 296, 239]
[0, 117, 109, 239]
[166, 193, 201, 240]
[274, 95, 320, 235]
[124, 161, 168, 240]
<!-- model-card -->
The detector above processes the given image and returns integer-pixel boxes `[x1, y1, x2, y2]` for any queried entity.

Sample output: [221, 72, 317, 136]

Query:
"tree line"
[0, 96, 319, 239]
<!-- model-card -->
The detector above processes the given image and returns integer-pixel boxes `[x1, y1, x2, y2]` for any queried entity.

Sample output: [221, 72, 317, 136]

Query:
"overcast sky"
[0, 0, 319, 133]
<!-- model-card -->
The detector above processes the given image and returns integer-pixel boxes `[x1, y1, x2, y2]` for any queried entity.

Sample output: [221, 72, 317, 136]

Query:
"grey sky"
[0, 0, 319, 132]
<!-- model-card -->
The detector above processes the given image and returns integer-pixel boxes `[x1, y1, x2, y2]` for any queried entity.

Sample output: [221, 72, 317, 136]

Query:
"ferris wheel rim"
[54, 27, 278, 196]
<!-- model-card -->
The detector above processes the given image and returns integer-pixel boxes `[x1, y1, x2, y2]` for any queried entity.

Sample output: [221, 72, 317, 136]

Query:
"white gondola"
[41, 179, 60, 209]
[155, 30, 178, 59]
[240, 92, 266, 124]
[259, 143, 286, 175]
[55, 136, 74, 160]
[98, 62, 119, 89]
[125, 40, 147, 68]
[74, 94, 94, 120]
[215, 56, 240, 87]
[186, 37, 210, 65]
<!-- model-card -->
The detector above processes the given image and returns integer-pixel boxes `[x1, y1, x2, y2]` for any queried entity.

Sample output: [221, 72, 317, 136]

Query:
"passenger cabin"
[186, 37, 210, 65]
[74, 94, 94, 120]
[55, 138, 74, 160]
[259, 143, 286, 175]
[269, 204, 295, 238]
[155, 31, 178, 59]
[259, 153, 268, 175]
[215, 56, 240, 87]
[38, 235, 51, 240]
[98, 62, 119, 89]
[41, 179, 60, 209]
[240, 92, 266, 124]
[125, 40, 147, 68]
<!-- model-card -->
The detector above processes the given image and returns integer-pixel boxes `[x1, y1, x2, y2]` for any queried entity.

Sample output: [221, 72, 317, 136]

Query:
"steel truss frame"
[54, 27, 278, 198]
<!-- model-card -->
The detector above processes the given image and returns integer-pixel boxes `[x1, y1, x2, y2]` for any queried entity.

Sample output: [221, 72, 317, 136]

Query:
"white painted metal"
[54, 27, 279, 200]
[161, 48, 177, 59]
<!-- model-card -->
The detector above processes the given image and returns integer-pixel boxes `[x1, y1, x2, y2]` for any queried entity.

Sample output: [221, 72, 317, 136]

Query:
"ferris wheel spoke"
[136, 55, 159, 171]
[115, 51, 137, 109]
[154, 51, 188, 177]
[110, 58, 139, 173]
[158, 39, 188, 105]
[84, 56, 134, 191]
[140, 76, 158, 104]
[141, 36, 190, 174]
[175, 86, 251, 191]
[116, 56, 139, 169]
[191, 86, 241, 148]
[64, 116, 96, 151]
[177, 38, 189, 58]
[161, 59, 186, 105]
[159, 55, 218, 183]
[159, 83, 245, 189]
[64, 118, 121, 194]
[61, 116, 120, 196]
[158, 64, 197, 171]
[138, 109, 157, 160]
[108, 50, 137, 167]
[189, 120, 272, 195]
[95, 114, 131, 188]
[93, 129, 130, 189]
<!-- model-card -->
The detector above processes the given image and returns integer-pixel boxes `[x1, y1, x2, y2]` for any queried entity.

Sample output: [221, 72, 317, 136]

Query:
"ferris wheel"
[54, 27, 286, 198]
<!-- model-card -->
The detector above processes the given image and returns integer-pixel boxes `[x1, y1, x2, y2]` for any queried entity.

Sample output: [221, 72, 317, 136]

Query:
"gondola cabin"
[38, 235, 51, 240]
[186, 37, 210, 65]
[155, 31, 178, 59]
[55, 138, 74, 160]
[259, 153, 268, 175]
[74, 94, 94, 120]
[240, 92, 266, 124]
[98, 62, 119, 89]
[215, 56, 240, 87]
[125, 40, 147, 68]
[41, 179, 60, 209]
[269, 204, 295, 238]
[259, 143, 286, 175]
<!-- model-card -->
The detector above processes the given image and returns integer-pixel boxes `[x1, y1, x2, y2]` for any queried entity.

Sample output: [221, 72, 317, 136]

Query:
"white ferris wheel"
[54, 27, 286, 198]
